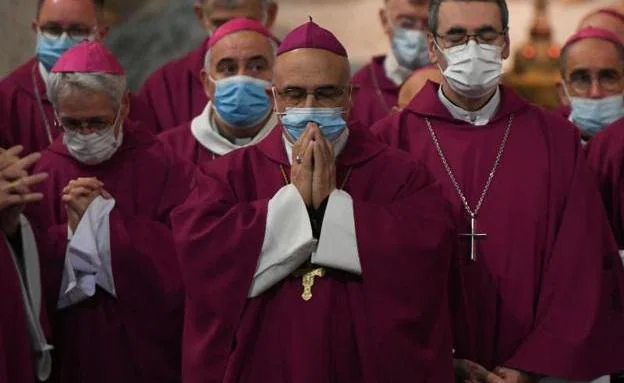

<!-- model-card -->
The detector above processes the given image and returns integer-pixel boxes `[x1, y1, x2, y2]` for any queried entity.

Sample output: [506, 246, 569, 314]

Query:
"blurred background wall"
[1, 0, 620, 91]
[0, 0, 37, 76]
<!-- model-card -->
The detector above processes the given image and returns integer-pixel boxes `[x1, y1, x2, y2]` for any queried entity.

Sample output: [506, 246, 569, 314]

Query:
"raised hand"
[454, 359, 503, 383]
[492, 367, 539, 383]
[290, 123, 316, 207]
[0, 148, 49, 235]
[311, 125, 336, 209]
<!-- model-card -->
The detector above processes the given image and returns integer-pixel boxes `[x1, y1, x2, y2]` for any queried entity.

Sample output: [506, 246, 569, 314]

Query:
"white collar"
[438, 86, 501, 126]
[283, 128, 349, 165]
[190, 101, 277, 156]
[383, 51, 412, 87]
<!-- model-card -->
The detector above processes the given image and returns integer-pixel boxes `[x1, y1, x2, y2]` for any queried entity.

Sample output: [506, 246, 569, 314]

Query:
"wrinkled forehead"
[274, 48, 350, 87]
[211, 31, 275, 61]
[566, 38, 624, 71]
[436, 1, 503, 32]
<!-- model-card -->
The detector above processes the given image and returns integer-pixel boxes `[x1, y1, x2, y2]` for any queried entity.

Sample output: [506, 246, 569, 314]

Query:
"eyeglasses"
[57, 116, 113, 132]
[38, 25, 96, 42]
[567, 71, 624, 95]
[435, 29, 507, 48]
[391, 17, 428, 31]
[274, 86, 350, 107]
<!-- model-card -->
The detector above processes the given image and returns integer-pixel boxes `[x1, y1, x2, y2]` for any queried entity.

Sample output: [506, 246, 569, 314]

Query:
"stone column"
[0, 0, 37, 77]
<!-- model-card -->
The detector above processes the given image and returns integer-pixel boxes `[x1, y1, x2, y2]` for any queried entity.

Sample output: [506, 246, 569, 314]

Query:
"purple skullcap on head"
[207, 18, 279, 49]
[51, 41, 124, 74]
[277, 17, 348, 57]
[563, 26, 624, 52]
[580, 8, 624, 30]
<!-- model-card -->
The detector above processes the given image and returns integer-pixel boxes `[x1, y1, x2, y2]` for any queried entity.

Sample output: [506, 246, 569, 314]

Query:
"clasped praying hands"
[290, 122, 336, 209]
[62, 177, 113, 232]
[0, 145, 48, 235]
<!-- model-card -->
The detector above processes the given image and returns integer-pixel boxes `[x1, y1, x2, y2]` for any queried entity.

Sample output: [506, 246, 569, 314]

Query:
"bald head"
[579, 9, 624, 41]
[37, 0, 104, 18]
[273, 48, 351, 115]
[194, 0, 278, 33]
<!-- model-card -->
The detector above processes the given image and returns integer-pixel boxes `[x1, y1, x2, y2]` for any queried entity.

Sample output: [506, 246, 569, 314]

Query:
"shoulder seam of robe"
[353, 55, 398, 91]
[0, 58, 48, 101]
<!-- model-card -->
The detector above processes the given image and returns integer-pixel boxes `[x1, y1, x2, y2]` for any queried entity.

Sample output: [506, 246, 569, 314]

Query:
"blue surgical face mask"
[569, 95, 624, 137]
[391, 27, 430, 70]
[36, 32, 81, 71]
[212, 75, 272, 129]
[278, 107, 347, 141]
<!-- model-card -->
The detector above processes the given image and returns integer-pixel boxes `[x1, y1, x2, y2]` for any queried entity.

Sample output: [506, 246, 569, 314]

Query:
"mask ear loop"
[271, 86, 285, 119]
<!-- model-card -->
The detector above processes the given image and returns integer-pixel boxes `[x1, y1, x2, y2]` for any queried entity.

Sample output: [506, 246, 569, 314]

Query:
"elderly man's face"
[579, 13, 624, 42]
[380, 0, 430, 39]
[57, 88, 129, 136]
[562, 38, 624, 101]
[195, 0, 277, 34]
[33, 0, 106, 41]
[202, 31, 275, 99]
[273, 48, 352, 118]
[428, 1, 509, 68]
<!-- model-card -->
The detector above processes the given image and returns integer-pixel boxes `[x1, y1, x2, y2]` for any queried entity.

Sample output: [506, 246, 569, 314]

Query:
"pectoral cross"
[301, 267, 326, 301]
[459, 216, 487, 262]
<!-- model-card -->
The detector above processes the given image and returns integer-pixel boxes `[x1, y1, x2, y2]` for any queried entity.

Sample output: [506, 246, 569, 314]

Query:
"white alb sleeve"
[311, 190, 361, 275]
[249, 185, 317, 298]
[57, 196, 116, 309]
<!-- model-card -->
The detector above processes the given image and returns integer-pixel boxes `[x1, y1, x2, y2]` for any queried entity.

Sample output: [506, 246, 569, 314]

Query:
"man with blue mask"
[172, 19, 456, 383]
[0, 0, 158, 155]
[374, 0, 624, 381]
[28, 41, 196, 383]
[351, 0, 431, 128]
[139, 0, 279, 133]
[558, 27, 624, 142]
[159, 18, 278, 165]
[582, 28, 624, 383]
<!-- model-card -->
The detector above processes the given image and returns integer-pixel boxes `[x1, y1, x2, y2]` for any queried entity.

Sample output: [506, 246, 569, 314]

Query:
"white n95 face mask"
[62, 111, 123, 165]
[438, 40, 503, 99]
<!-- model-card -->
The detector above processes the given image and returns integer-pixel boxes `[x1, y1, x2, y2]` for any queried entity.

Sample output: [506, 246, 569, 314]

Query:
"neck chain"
[31, 64, 54, 144]
[425, 115, 513, 261]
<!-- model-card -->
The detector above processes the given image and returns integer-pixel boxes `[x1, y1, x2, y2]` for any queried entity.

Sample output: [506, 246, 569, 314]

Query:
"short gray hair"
[428, 0, 509, 35]
[47, 72, 127, 111]
[204, 39, 278, 70]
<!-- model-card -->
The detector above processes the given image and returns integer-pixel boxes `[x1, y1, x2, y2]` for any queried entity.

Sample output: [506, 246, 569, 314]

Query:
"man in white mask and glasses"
[159, 18, 279, 165]
[0, 0, 158, 156]
[557, 27, 624, 142]
[351, 0, 431, 128]
[139, 0, 279, 133]
[27, 41, 196, 383]
[172, 19, 456, 383]
[373, 0, 624, 381]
